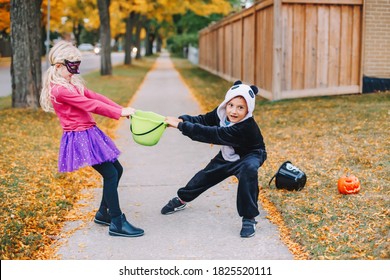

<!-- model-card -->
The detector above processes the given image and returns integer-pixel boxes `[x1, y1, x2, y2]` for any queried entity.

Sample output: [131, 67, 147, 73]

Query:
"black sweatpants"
[178, 151, 267, 219]
[92, 160, 123, 218]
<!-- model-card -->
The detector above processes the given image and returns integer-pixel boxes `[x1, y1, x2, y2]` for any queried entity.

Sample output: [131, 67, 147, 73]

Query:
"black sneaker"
[161, 197, 186, 215]
[94, 210, 111, 226]
[240, 218, 257, 238]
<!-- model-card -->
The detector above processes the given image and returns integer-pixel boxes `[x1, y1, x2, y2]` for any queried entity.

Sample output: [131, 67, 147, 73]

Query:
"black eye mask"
[63, 59, 81, 74]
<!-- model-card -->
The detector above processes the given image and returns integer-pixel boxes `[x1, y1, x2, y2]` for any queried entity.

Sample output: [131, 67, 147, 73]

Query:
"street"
[0, 51, 125, 97]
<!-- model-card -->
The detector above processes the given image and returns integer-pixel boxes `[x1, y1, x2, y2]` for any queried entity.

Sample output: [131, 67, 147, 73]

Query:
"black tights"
[92, 160, 123, 218]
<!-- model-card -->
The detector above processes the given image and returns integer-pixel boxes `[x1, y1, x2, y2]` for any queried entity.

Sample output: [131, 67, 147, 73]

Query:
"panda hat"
[217, 80, 259, 123]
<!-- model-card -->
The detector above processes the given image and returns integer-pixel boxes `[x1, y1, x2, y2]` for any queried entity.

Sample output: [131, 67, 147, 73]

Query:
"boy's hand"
[165, 116, 182, 128]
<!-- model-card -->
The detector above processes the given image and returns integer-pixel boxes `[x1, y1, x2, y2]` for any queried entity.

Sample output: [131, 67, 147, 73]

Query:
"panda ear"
[250, 85, 258, 95]
[233, 80, 242, 85]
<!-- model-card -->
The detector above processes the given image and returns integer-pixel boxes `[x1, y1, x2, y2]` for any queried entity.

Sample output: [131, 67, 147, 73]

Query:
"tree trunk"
[134, 16, 144, 60]
[124, 12, 136, 65]
[97, 0, 112, 75]
[10, 0, 43, 108]
[144, 23, 152, 56]
[145, 33, 155, 56]
[156, 35, 162, 53]
[72, 22, 83, 47]
[145, 21, 157, 56]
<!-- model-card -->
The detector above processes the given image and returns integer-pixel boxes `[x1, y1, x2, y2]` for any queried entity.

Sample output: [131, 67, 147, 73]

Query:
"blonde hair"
[40, 40, 85, 112]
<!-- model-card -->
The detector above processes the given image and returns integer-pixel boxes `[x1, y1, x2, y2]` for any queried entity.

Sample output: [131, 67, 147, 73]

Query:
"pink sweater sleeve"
[55, 87, 122, 120]
[84, 88, 123, 109]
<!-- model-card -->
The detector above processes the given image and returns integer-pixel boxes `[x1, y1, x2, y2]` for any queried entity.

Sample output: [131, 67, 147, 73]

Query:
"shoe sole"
[161, 204, 186, 215]
[240, 232, 255, 238]
[109, 230, 144, 237]
[94, 218, 110, 226]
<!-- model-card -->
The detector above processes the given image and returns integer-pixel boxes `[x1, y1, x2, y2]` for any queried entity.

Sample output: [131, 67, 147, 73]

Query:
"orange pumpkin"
[338, 175, 360, 195]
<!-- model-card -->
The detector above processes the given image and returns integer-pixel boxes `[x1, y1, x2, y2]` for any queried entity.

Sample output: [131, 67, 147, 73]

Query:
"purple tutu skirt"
[58, 126, 120, 172]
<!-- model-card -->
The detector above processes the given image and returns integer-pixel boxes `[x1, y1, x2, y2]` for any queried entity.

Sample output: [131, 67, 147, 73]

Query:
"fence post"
[272, 0, 283, 100]
[253, 5, 257, 86]
[360, 0, 366, 94]
[241, 14, 244, 81]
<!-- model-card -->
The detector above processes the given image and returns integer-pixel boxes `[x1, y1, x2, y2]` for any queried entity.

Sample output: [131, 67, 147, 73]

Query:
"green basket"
[130, 110, 167, 146]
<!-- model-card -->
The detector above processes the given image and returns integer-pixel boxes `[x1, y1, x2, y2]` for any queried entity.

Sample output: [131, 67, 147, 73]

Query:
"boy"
[163, 81, 267, 238]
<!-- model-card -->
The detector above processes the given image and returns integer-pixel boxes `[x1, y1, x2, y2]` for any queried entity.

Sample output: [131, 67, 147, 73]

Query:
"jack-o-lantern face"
[338, 175, 360, 195]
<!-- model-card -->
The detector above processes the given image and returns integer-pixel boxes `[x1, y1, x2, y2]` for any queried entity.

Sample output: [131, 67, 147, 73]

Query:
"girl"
[40, 41, 143, 238]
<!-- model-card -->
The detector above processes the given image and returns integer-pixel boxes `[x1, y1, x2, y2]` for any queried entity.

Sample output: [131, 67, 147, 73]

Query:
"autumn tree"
[97, 0, 112, 75]
[156, 0, 232, 56]
[144, 19, 159, 56]
[112, 0, 146, 65]
[141, 0, 172, 57]
[43, 0, 98, 46]
[109, 1, 126, 50]
[10, 0, 43, 108]
[0, 0, 10, 34]
[124, 11, 136, 64]
[110, 0, 136, 65]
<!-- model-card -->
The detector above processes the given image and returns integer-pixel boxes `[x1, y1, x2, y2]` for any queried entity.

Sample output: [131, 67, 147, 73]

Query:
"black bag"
[268, 161, 307, 191]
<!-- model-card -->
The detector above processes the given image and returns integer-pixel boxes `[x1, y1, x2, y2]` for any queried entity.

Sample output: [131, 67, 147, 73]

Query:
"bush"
[167, 33, 198, 57]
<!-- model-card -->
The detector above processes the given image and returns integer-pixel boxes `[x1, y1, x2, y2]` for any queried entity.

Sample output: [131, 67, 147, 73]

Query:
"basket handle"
[130, 122, 166, 136]
[268, 174, 276, 186]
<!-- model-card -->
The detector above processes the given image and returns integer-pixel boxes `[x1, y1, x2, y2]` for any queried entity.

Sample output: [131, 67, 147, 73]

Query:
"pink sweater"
[51, 85, 122, 131]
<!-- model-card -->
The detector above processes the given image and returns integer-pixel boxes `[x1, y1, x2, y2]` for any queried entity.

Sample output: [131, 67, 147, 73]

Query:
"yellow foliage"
[0, 0, 10, 33]
[41, 0, 65, 27]
[0, 108, 100, 259]
[110, 1, 126, 38]
[42, 0, 99, 34]
[187, 0, 232, 16]
[1, 0, 233, 38]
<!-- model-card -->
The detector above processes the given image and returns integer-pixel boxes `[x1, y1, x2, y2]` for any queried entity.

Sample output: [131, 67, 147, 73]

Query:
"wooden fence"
[198, 0, 364, 100]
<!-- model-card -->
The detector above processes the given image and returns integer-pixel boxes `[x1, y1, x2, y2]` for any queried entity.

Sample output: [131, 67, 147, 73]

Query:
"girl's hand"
[121, 107, 136, 117]
[165, 116, 182, 128]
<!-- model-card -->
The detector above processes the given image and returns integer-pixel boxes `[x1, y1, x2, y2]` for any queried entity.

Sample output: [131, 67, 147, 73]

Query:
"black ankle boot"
[109, 214, 144, 237]
[94, 210, 111, 226]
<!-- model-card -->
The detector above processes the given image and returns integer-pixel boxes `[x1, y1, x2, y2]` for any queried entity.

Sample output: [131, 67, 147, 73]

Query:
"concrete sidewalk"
[56, 53, 293, 260]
